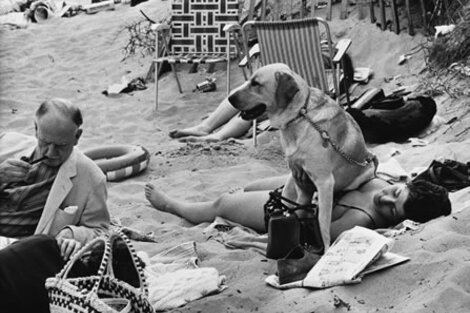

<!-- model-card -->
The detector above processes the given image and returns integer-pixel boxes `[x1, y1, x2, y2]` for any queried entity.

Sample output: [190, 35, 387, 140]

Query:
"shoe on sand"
[277, 245, 322, 285]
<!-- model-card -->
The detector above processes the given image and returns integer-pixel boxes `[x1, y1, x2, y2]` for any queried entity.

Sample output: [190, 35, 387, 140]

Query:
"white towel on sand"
[138, 241, 227, 311]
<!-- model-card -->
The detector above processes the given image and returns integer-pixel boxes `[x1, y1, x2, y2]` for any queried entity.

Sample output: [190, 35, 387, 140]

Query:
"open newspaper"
[266, 226, 409, 289]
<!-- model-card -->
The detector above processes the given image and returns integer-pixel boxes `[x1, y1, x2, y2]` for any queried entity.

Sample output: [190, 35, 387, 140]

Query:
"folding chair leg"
[340, 0, 349, 19]
[378, 0, 386, 30]
[155, 61, 159, 111]
[252, 120, 257, 147]
[405, 0, 415, 36]
[171, 64, 183, 93]
[226, 60, 231, 95]
[326, 0, 332, 20]
[390, 0, 400, 34]
[369, 0, 376, 23]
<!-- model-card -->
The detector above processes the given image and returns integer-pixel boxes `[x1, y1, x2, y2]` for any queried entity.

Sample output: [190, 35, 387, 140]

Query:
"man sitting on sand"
[0, 98, 110, 313]
[145, 175, 451, 243]
[0, 98, 110, 256]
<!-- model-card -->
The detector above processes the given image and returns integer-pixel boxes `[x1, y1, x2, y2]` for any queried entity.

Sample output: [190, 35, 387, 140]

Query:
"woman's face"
[373, 184, 409, 223]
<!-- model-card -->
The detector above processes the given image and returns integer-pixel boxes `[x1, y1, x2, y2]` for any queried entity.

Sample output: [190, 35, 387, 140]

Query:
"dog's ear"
[275, 71, 299, 109]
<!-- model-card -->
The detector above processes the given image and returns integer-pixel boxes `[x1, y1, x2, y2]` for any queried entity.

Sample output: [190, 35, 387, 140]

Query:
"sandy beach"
[1, 0, 469, 312]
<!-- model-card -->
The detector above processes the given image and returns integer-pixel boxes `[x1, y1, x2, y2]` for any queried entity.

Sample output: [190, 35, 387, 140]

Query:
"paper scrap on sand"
[266, 226, 409, 289]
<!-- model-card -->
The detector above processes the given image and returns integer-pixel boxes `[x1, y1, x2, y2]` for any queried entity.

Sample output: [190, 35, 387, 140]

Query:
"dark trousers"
[0, 234, 64, 313]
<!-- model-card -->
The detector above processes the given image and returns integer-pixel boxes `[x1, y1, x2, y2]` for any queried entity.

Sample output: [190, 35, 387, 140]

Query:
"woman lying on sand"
[168, 96, 266, 143]
[145, 175, 451, 243]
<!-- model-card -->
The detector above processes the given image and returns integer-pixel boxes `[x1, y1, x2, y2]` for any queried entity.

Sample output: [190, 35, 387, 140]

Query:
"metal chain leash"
[299, 107, 374, 168]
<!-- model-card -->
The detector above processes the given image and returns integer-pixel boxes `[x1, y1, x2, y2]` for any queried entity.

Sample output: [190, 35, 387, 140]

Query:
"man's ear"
[274, 71, 299, 109]
[74, 128, 83, 145]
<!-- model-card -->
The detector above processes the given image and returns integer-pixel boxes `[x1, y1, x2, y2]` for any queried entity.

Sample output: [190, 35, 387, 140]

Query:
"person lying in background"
[168, 96, 266, 143]
[145, 174, 451, 243]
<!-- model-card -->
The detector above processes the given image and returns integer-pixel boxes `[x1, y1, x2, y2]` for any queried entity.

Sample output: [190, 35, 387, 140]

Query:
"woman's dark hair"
[403, 180, 451, 223]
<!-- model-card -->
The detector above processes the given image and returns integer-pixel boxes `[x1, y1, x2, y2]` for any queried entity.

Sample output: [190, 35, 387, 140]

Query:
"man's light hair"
[35, 98, 83, 127]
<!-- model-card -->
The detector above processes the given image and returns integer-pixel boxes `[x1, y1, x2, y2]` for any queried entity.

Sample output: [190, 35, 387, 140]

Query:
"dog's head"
[228, 63, 307, 123]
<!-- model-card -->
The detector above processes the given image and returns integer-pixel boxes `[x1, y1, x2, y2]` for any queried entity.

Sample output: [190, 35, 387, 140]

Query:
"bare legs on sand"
[143, 178, 292, 233]
[168, 97, 252, 143]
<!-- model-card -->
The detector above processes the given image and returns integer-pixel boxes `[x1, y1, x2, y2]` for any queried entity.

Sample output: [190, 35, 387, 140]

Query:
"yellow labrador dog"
[229, 63, 377, 251]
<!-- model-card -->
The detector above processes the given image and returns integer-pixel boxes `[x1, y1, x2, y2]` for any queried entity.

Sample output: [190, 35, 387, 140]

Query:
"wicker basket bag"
[45, 230, 155, 313]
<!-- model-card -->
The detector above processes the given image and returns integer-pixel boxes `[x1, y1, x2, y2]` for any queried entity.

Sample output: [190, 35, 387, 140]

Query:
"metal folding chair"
[151, 0, 244, 110]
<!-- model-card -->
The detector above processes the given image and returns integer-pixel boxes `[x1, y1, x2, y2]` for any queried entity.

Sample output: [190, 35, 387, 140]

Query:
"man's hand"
[56, 228, 81, 260]
[0, 159, 31, 184]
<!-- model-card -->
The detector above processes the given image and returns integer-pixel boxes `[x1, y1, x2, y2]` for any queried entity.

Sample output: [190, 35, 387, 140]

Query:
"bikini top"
[334, 203, 378, 228]
[334, 176, 395, 229]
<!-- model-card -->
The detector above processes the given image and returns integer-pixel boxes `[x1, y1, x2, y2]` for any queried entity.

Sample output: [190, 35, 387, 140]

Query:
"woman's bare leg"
[178, 115, 252, 143]
[243, 175, 289, 192]
[169, 97, 239, 138]
[145, 183, 269, 232]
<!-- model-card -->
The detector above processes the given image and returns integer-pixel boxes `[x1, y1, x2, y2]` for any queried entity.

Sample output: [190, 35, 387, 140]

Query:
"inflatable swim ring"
[83, 145, 150, 181]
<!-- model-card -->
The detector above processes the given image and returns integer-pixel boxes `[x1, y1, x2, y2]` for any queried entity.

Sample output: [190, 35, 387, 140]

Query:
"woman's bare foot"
[169, 125, 212, 139]
[145, 183, 180, 215]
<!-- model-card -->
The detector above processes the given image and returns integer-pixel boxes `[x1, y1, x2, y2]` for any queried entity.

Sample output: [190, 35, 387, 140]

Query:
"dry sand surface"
[1, 0, 470, 312]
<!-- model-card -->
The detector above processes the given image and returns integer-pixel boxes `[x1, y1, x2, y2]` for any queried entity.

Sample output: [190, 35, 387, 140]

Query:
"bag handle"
[53, 230, 149, 297]
[87, 230, 149, 297]
[268, 190, 318, 215]
[56, 235, 111, 282]
[104, 230, 149, 296]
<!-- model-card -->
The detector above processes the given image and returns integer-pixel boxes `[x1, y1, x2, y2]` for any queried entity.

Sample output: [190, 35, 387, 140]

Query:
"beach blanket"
[138, 241, 227, 311]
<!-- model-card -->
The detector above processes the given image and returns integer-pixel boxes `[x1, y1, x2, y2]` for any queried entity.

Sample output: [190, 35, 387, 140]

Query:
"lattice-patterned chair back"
[152, 0, 243, 110]
[170, 0, 239, 55]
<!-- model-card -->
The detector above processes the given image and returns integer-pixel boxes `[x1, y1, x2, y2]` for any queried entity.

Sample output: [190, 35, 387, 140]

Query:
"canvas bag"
[46, 230, 155, 313]
[413, 159, 470, 192]
[264, 187, 324, 260]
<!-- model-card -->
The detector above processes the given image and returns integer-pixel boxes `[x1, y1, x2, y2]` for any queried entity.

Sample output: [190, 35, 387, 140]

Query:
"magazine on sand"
[266, 226, 410, 289]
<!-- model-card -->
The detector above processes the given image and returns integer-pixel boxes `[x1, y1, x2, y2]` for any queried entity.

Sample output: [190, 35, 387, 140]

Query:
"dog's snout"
[228, 93, 240, 109]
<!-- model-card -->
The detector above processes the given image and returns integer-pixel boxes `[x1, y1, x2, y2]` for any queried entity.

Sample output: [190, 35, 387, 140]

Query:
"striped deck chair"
[152, 0, 244, 110]
[241, 17, 352, 145]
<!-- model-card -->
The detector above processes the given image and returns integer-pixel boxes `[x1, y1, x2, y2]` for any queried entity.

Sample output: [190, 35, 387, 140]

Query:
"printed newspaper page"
[303, 226, 394, 288]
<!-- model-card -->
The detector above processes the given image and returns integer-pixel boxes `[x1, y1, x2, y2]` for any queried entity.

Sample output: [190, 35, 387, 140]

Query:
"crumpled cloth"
[203, 216, 268, 255]
[0, 11, 28, 27]
[137, 241, 227, 312]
